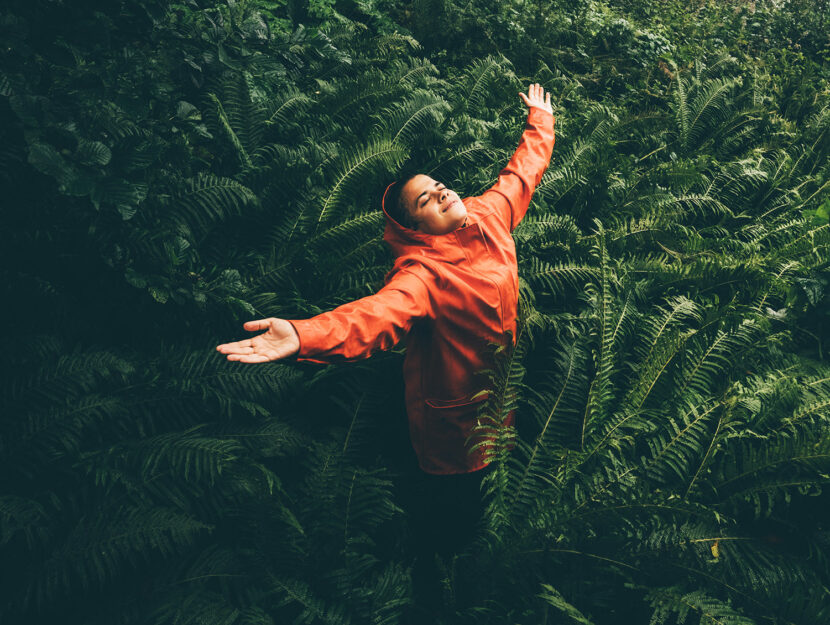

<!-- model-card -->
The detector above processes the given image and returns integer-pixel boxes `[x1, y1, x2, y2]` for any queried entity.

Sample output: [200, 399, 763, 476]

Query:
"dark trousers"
[405, 462, 496, 620]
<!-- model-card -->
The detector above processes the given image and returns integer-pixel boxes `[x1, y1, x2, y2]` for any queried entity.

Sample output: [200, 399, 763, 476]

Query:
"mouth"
[442, 200, 459, 213]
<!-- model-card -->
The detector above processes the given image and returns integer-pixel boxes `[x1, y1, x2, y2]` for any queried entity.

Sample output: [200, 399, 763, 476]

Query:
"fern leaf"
[316, 139, 406, 228]
[171, 173, 258, 238]
[369, 91, 450, 147]
[646, 586, 759, 625]
[538, 584, 595, 624]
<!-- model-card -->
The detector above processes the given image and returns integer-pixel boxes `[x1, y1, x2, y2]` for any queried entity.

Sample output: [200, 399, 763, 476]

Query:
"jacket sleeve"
[285, 268, 433, 364]
[478, 107, 555, 232]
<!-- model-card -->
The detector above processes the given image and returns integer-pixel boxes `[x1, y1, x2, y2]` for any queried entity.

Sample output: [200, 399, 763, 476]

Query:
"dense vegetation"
[1, 0, 828, 623]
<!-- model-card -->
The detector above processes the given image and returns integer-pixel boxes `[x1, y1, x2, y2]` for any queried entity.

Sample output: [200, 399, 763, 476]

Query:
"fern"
[3, 2, 830, 624]
[168, 173, 258, 239]
[645, 586, 759, 625]
[315, 139, 407, 228]
[27, 506, 212, 611]
[452, 55, 512, 117]
[368, 90, 450, 147]
[538, 583, 596, 624]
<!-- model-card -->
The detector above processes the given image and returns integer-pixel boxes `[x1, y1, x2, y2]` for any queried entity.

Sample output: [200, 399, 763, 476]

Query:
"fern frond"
[207, 92, 253, 169]
[522, 257, 598, 295]
[713, 426, 830, 518]
[372, 32, 422, 57]
[263, 86, 315, 127]
[674, 317, 768, 400]
[149, 588, 252, 625]
[270, 576, 351, 625]
[389, 57, 438, 87]
[307, 211, 384, 252]
[83, 427, 245, 487]
[425, 141, 501, 181]
[1, 349, 133, 416]
[0, 495, 50, 549]
[321, 264, 389, 298]
[538, 583, 595, 624]
[687, 77, 741, 152]
[643, 395, 728, 486]
[369, 91, 450, 147]
[328, 68, 392, 122]
[513, 212, 582, 249]
[673, 71, 692, 152]
[623, 295, 702, 411]
[581, 226, 622, 450]
[170, 173, 258, 238]
[28, 506, 211, 610]
[316, 138, 406, 228]
[453, 55, 511, 116]
[645, 586, 758, 625]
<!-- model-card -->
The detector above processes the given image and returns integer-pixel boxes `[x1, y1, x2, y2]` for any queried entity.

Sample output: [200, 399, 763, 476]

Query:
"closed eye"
[419, 182, 445, 207]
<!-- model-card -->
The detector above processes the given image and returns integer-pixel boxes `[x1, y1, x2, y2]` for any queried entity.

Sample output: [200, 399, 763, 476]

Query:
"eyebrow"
[416, 181, 440, 207]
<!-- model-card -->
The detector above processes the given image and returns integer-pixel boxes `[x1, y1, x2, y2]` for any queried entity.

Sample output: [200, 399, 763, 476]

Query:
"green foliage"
[1, 0, 829, 624]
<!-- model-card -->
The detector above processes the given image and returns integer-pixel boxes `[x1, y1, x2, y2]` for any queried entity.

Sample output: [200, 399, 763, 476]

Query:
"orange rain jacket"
[287, 107, 555, 474]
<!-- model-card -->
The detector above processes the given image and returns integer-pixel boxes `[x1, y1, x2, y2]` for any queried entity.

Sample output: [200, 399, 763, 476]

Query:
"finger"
[519, 92, 529, 104]
[224, 346, 255, 355]
[226, 352, 272, 363]
[243, 319, 272, 332]
[229, 347, 286, 363]
[546, 92, 551, 103]
[216, 339, 253, 353]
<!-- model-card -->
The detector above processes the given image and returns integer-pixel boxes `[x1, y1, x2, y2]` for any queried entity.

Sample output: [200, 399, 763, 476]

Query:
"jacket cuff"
[285, 318, 338, 365]
[527, 106, 555, 127]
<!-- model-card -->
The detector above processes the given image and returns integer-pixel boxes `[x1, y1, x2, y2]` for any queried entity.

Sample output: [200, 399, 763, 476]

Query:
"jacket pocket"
[420, 391, 498, 471]
[423, 391, 491, 447]
[425, 390, 489, 410]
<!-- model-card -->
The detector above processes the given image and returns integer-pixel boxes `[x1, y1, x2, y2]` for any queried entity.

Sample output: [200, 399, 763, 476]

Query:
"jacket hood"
[380, 181, 469, 262]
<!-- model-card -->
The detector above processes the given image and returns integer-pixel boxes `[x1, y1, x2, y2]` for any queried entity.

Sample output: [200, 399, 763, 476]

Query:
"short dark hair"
[385, 171, 421, 230]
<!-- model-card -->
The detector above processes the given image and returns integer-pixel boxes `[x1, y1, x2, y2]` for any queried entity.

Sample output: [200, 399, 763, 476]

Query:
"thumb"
[243, 318, 273, 332]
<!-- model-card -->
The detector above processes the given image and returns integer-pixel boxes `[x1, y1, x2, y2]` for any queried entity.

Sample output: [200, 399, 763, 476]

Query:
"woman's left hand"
[519, 83, 553, 115]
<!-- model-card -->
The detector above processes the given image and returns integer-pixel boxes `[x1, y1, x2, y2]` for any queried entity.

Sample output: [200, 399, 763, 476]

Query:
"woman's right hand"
[216, 318, 300, 363]
[519, 83, 553, 115]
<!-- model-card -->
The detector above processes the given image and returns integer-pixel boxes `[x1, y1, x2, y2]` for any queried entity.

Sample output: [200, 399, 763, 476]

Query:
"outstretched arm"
[216, 268, 433, 365]
[479, 83, 556, 232]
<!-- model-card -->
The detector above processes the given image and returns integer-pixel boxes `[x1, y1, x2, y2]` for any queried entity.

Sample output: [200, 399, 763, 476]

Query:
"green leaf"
[538, 584, 595, 624]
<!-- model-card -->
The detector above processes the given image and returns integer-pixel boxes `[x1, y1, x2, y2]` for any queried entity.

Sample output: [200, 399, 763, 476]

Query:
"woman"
[217, 83, 555, 618]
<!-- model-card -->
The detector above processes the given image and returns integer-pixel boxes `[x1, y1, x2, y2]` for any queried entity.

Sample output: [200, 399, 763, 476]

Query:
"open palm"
[216, 318, 300, 363]
[519, 82, 553, 115]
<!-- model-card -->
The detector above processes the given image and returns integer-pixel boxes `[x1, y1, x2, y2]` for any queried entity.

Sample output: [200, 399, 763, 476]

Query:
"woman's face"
[400, 174, 467, 235]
